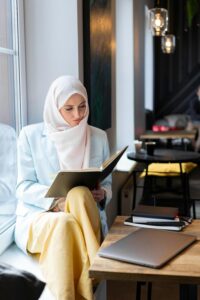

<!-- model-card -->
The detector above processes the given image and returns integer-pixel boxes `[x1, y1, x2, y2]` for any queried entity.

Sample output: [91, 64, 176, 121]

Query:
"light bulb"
[165, 40, 172, 47]
[154, 14, 163, 27]
[161, 34, 176, 54]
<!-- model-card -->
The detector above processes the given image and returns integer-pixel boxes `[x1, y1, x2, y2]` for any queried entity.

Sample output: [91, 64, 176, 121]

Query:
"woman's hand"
[49, 197, 66, 212]
[91, 186, 106, 203]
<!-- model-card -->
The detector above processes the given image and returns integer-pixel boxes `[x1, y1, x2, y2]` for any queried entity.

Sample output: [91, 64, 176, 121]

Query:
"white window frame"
[0, 0, 27, 134]
[144, 5, 154, 111]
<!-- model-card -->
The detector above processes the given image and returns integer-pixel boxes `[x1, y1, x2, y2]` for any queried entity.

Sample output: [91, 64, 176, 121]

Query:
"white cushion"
[0, 215, 16, 255]
[0, 243, 54, 300]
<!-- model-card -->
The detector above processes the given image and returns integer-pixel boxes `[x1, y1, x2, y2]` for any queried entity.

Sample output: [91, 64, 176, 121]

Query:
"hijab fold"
[43, 75, 90, 170]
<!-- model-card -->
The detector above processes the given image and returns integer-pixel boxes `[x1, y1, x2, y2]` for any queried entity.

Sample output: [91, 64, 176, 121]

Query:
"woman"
[15, 75, 112, 300]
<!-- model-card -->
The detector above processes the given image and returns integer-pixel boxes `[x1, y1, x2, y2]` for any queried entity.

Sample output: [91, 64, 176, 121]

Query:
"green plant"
[186, 0, 199, 27]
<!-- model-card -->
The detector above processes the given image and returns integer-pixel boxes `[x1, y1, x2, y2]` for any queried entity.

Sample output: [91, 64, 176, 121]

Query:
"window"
[0, 0, 25, 253]
[0, 0, 26, 133]
[144, 5, 154, 111]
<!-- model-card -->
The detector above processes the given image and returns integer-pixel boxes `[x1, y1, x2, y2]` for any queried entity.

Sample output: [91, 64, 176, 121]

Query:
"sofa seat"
[0, 214, 16, 255]
[0, 242, 106, 300]
[0, 243, 54, 299]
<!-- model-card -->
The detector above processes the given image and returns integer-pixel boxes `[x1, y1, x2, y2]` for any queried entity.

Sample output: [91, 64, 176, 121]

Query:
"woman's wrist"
[49, 197, 65, 212]
[49, 198, 60, 212]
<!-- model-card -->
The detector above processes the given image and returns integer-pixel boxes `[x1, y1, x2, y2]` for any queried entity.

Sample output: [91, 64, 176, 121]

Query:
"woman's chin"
[71, 121, 81, 127]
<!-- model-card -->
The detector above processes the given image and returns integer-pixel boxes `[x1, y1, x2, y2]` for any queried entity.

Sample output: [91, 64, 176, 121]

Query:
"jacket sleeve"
[16, 127, 54, 210]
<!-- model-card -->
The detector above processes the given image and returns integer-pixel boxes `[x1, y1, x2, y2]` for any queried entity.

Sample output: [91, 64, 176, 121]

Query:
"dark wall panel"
[154, 0, 200, 119]
[83, 0, 112, 130]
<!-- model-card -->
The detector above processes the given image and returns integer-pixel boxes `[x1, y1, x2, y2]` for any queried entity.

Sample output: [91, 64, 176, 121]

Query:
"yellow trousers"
[27, 186, 101, 300]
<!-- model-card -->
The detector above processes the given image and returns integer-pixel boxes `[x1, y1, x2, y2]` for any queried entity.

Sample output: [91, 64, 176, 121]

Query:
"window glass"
[0, 0, 13, 49]
[0, 53, 15, 125]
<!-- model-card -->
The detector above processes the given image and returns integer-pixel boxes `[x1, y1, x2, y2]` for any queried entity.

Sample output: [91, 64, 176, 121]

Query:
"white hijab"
[43, 75, 91, 170]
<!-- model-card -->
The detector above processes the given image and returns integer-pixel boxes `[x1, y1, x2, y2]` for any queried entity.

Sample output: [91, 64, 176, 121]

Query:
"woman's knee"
[67, 186, 94, 206]
[46, 212, 77, 233]
[67, 186, 91, 197]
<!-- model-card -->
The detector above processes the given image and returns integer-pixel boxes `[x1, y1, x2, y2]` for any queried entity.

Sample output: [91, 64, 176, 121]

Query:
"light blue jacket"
[15, 123, 112, 253]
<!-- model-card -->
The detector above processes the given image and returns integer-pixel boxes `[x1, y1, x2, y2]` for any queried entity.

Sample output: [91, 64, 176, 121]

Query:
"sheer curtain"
[0, 0, 26, 132]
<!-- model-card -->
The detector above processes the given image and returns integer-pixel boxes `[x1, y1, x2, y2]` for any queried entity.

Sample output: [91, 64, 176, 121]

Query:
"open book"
[45, 146, 128, 198]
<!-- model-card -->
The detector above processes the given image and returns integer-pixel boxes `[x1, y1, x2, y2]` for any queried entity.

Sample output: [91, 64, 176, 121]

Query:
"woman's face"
[59, 93, 87, 127]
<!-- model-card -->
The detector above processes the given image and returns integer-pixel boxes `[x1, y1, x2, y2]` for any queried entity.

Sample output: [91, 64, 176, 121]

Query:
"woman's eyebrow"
[64, 100, 86, 106]
[63, 100, 86, 107]
[79, 100, 86, 105]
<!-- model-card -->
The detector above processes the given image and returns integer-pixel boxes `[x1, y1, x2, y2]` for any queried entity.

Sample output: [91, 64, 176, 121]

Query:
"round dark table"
[127, 149, 200, 164]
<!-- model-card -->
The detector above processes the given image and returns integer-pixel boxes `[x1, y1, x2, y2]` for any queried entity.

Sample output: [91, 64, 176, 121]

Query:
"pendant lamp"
[149, 7, 168, 36]
[161, 34, 176, 53]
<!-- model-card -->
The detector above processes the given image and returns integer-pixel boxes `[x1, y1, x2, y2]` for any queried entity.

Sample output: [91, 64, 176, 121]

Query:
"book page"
[45, 146, 128, 197]
[61, 167, 100, 173]
[101, 146, 128, 170]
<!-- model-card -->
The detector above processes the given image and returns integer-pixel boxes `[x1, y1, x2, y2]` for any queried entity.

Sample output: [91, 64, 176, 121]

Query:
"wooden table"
[140, 130, 197, 150]
[140, 130, 197, 140]
[89, 216, 200, 300]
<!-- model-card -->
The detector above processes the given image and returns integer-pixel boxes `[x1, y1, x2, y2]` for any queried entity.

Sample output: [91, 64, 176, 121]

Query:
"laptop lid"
[98, 228, 196, 268]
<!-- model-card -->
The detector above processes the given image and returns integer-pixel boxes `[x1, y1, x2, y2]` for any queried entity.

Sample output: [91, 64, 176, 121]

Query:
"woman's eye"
[65, 107, 72, 111]
[79, 105, 86, 110]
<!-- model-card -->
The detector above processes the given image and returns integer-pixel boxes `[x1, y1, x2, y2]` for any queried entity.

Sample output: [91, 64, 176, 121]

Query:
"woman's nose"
[74, 108, 80, 118]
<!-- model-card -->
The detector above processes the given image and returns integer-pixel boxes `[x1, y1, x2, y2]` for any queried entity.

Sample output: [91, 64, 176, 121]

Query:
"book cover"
[45, 146, 128, 197]
[132, 205, 179, 223]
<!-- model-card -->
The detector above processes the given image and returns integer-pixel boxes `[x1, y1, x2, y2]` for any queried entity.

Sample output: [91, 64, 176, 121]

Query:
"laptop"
[98, 228, 196, 268]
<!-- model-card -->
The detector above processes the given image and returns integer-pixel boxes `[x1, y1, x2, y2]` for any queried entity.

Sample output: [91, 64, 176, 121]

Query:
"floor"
[138, 282, 200, 300]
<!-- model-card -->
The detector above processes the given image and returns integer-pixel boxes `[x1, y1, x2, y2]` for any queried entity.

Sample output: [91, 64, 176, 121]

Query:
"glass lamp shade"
[161, 34, 176, 53]
[149, 8, 168, 36]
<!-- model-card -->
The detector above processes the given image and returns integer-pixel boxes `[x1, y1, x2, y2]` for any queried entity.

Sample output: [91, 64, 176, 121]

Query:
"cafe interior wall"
[23, 0, 82, 126]
[154, 0, 200, 119]
[22, 0, 153, 153]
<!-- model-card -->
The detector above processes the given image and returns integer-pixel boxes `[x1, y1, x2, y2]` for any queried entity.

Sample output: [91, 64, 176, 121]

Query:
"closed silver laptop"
[98, 228, 196, 268]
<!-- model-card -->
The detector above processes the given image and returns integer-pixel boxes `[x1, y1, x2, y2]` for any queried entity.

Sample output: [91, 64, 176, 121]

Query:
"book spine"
[132, 216, 180, 223]
[124, 222, 184, 231]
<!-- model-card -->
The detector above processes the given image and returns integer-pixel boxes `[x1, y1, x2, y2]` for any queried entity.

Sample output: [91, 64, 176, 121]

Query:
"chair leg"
[136, 281, 145, 300]
[180, 174, 188, 216]
[192, 199, 196, 219]
[132, 171, 137, 210]
[185, 173, 196, 219]
[147, 282, 152, 300]
[142, 176, 153, 204]
[136, 281, 152, 300]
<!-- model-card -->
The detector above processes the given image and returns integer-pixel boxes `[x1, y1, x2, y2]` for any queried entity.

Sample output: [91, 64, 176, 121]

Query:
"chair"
[139, 162, 197, 217]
